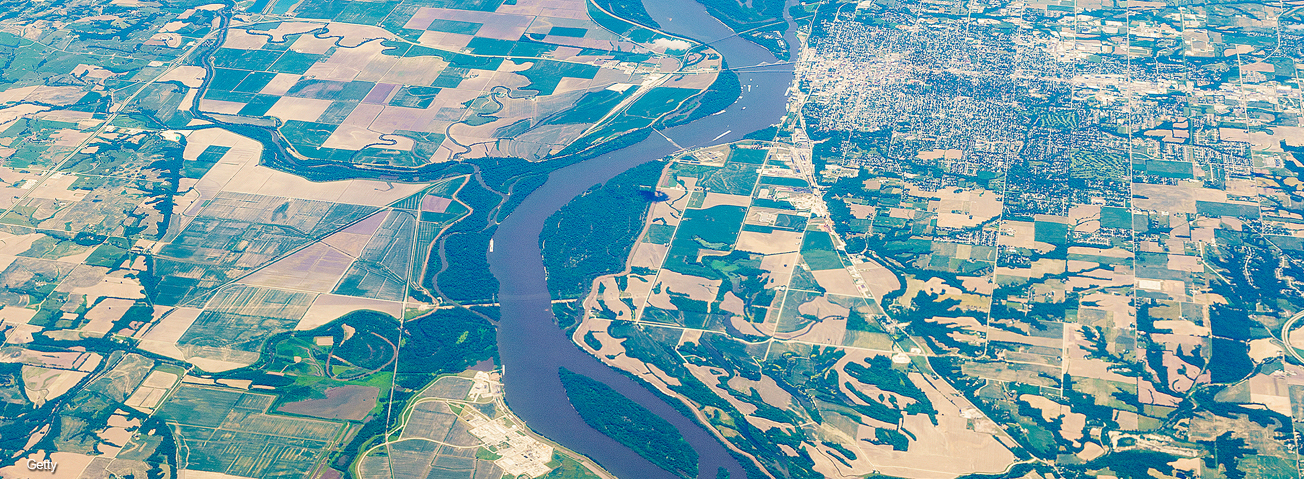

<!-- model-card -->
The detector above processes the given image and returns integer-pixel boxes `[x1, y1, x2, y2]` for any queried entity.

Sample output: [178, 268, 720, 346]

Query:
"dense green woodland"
[558, 367, 699, 478]
[540, 160, 668, 300]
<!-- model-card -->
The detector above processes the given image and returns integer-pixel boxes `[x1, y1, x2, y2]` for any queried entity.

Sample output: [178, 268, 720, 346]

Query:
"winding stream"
[487, 1, 800, 477]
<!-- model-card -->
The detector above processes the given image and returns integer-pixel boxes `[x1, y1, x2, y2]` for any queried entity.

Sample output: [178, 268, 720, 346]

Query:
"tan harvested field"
[998, 220, 1037, 249]
[589, 278, 639, 321]
[321, 125, 392, 151]
[296, 295, 402, 330]
[727, 374, 792, 409]
[240, 243, 354, 293]
[704, 193, 756, 210]
[125, 370, 179, 410]
[793, 294, 850, 322]
[191, 134, 425, 204]
[1131, 182, 1218, 214]
[185, 355, 253, 373]
[156, 65, 206, 87]
[801, 352, 1018, 478]
[198, 99, 245, 114]
[852, 406, 1014, 476]
[499, 0, 589, 18]
[3, 349, 98, 370]
[622, 275, 654, 300]
[311, 41, 388, 82]
[647, 269, 720, 306]
[758, 252, 799, 289]
[0, 187, 24, 210]
[1080, 291, 1133, 329]
[378, 55, 451, 85]
[222, 28, 268, 49]
[898, 277, 963, 309]
[1247, 371, 1291, 416]
[647, 196, 685, 225]
[583, 320, 683, 392]
[847, 203, 875, 219]
[417, 31, 475, 50]
[914, 148, 963, 161]
[289, 33, 337, 54]
[22, 86, 86, 105]
[0, 85, 38, 103]
[22, 366, 87, 406]
[685, 363, 759, 415]
[342, 103, 385, 127]
[630, 242, 669, 270]
[1032, 258, 1064, 278]
[660, 70, 718, 89]
[548, 45, 591, 62]
[259, 72, 303, 96]
[986, 328, 1063, 349]
[67, 273, 147, 303]
[136, 307, 203, 359]
[591, 67, 635, 85]
[0, 305, 36, 326]
[0, 452, 97, 479]
[371, 105, 441, 134]
[553, 76, 595, 94]
[1152, 319, 1208, 337]
[81, 298, 136, 335]
[450, 71, 501, 93]
[811, 269, 861, 296]
[99, 413, 140, 455]
[1167, 254, 1201, 272]
[184, 127, 260, 160]
[735, 230, 803, 254]
[27, 173, 82, 201]
[1248, 338, 1283, 365]
[181, 468, 275, 479]
[0, 232, 44, 255]
[265, 97, 334, 122]
[576, 318, 617, 354]
[928, 188, 1002, 229]
[727, 315, 769, 337]
[428, 88, 482, 110]
[1063, 266, 1133, 290]
[49, 127, 95, 148]
[309, 57, 369, 85]
[322, 231, 376, 257]
[958, 274, 993, 296]
[716, 291, 744, 316]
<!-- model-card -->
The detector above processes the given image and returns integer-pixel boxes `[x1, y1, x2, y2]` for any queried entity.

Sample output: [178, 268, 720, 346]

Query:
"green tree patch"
[558, 368, 698, 478]
[541, 160, 665, 298]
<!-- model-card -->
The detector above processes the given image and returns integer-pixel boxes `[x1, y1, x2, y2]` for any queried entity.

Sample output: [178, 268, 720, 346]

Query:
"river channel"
[487, 1, 800, 478]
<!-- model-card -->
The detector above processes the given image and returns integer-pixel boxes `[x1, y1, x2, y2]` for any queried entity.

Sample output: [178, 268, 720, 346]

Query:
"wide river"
[487, 1, 799, 478]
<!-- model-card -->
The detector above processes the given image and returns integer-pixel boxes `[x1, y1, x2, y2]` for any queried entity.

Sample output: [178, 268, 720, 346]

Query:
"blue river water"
[488, 1, 799, 477]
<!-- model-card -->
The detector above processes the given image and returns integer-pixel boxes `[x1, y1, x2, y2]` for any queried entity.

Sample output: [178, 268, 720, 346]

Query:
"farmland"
[200, 0, 725, 168]
[559, 140, 1011, 477]
[0, 0, 713, 476]
[8, 0, 1304, 476]
[536, 0, 1304, 476]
